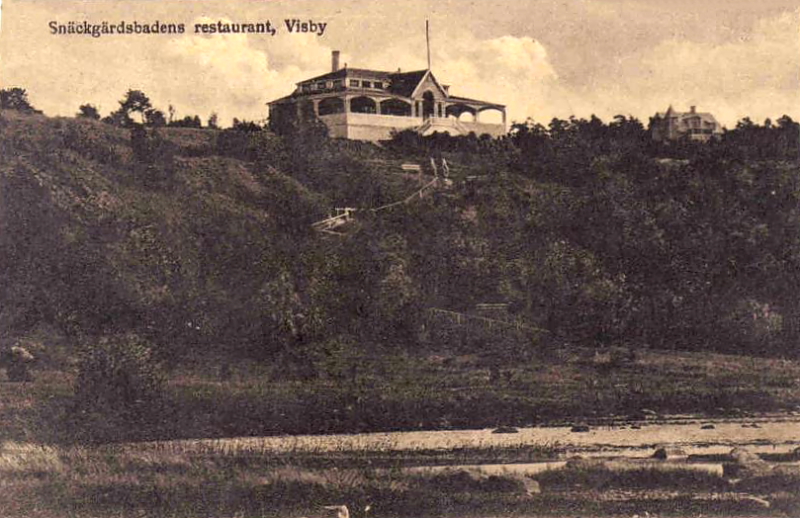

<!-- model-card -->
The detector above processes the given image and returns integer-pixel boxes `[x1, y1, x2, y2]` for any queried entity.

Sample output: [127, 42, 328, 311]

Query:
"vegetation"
[3, 347, 800, 444]
[2, 90, 800, 517]
[74, 334, 164, 418]
[0, 87, 41, 113]
[76, 104, 101, 120]
[1, 92, 800, 443]
[1, 439, 798, 518]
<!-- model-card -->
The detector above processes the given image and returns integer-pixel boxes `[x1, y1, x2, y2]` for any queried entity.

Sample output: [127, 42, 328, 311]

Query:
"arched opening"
[318, 97, 345, 116]
[477, 107, 504, 124]
[350, 96, 377, 114]
[459, 112, 476, 122]
[422, 91, 435, 120]
[446, 104, 476, 122]
[380, 98, 412, 117]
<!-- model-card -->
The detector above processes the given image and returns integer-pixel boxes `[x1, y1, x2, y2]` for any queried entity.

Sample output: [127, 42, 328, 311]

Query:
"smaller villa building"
[268, 51, 507, 141]
[649, 105, 723, 142]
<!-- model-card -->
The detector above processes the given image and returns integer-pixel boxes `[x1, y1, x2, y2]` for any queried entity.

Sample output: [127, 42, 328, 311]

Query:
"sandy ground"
[135, 414, 800, 457]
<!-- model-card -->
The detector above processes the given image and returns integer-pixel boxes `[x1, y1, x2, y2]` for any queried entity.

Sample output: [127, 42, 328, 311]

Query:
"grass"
[3, 346, 800, 444]
[535, 462, 730, 491]
[149, 347, 800, 441]
[1, 440, 798, 518]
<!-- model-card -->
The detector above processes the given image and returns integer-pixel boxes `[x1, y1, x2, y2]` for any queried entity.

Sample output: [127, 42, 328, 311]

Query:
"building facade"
[268, 51, 507, 141]
[649, 105, 723, 142]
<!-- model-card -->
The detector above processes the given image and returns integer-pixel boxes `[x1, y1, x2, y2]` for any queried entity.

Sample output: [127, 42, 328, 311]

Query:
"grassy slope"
[0, 110, 321, 305]
[2, 111, 800, 444]
[3, 111, 800, 517]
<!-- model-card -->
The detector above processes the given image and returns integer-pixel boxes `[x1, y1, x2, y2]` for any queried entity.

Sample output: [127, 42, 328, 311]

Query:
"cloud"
[1, 1, 798, 128]
[570, 8, 800, 127]
[434, 34, 561, 124]
[150, 20, 278, 124]
[128, 16, 343, 125]
[354, 29, 562, 124]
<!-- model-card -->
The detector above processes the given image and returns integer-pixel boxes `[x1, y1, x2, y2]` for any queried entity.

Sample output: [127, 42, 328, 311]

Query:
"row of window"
[301, 79, 386, 93]
[349, 79, 384, 89]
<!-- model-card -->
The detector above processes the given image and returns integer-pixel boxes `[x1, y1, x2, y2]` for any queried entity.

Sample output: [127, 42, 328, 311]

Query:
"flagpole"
[426, 20, 431, 70]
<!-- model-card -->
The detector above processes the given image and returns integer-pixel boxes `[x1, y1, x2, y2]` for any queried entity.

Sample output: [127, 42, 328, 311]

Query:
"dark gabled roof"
[655, 110, 719, 125]
[387, 70, 428, 97]
[300, 68, 392, 84]
[448, 95, 505, 108]
[298, 68, 430, 98]
[655, 105, 718, 123]
[273, 67, 505, 109]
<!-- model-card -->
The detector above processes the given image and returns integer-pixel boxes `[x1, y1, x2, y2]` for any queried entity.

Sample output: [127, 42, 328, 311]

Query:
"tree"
[208, 112, 219, 129]
[145, 108, 166, 127]
[119, 89, 152, 124]
[74, 334, 163, 419]
[102, 108, 133, 127]
[77, 104, 101, 120]
[169, 115, 203, 128]
[232, 118, 263, 132]
[0, 88, 39, 113]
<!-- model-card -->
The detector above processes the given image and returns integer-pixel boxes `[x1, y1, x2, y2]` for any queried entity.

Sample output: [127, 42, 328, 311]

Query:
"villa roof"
[387, 70, 429, 97]
[301, 68, 392, 83]
[271, 67, 503, 109]
[655, 107, 719, 125]
[299, 68, 431, 97]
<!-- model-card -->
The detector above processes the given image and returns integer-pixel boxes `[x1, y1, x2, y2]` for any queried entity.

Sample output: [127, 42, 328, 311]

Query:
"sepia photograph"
[1, 0, 800, 516]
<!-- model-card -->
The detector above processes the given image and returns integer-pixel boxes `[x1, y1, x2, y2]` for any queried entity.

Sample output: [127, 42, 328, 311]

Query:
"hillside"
[2, 110, 800, 442]
[0, 111, 326, 359]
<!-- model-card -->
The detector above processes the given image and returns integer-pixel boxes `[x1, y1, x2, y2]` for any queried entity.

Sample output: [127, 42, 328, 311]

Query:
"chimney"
[690, 105, 696, 114]
[331, 50, 340, 72]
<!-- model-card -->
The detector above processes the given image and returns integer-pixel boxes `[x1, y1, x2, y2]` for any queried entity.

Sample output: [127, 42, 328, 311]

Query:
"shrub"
[0, 88, 40, 113]
[61, 122, 124, 166]
[74, 334, 164, 418]
[0, 346, 35, 382]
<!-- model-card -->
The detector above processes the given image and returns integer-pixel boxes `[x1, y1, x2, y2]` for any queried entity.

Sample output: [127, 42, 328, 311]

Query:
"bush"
[74, 334, 164, 418]
[0, 87, 40, 113]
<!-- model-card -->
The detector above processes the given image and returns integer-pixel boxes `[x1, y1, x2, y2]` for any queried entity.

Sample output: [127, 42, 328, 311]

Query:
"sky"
[0, 0, 798, 128]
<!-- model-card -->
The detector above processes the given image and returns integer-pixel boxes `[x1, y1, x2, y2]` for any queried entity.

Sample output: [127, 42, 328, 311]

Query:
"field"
[2, 434, 800, 518]
[4, 347, 800, 444]
[2, 348, 800, 516]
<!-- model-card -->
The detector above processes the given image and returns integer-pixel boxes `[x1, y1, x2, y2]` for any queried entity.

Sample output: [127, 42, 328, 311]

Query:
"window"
[332, 79, 343, 89]
[362, 81, 372, 88]
[301, 84, 311, 93]
[316, 82, 326, 90]
[350, 79, 360, 87]
[373, 81, 382, 89]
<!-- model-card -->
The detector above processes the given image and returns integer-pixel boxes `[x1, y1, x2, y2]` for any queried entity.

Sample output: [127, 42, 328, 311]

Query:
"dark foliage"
[0, 88, 41, 113]
[76, 104, 101, 120]
[74, 334, 164, 419]
[169, 115, 203, 128]
[4, 107, 800, 440]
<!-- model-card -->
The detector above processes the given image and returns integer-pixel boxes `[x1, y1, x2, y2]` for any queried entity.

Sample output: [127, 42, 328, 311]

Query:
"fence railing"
[427, 307, 548, 337]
